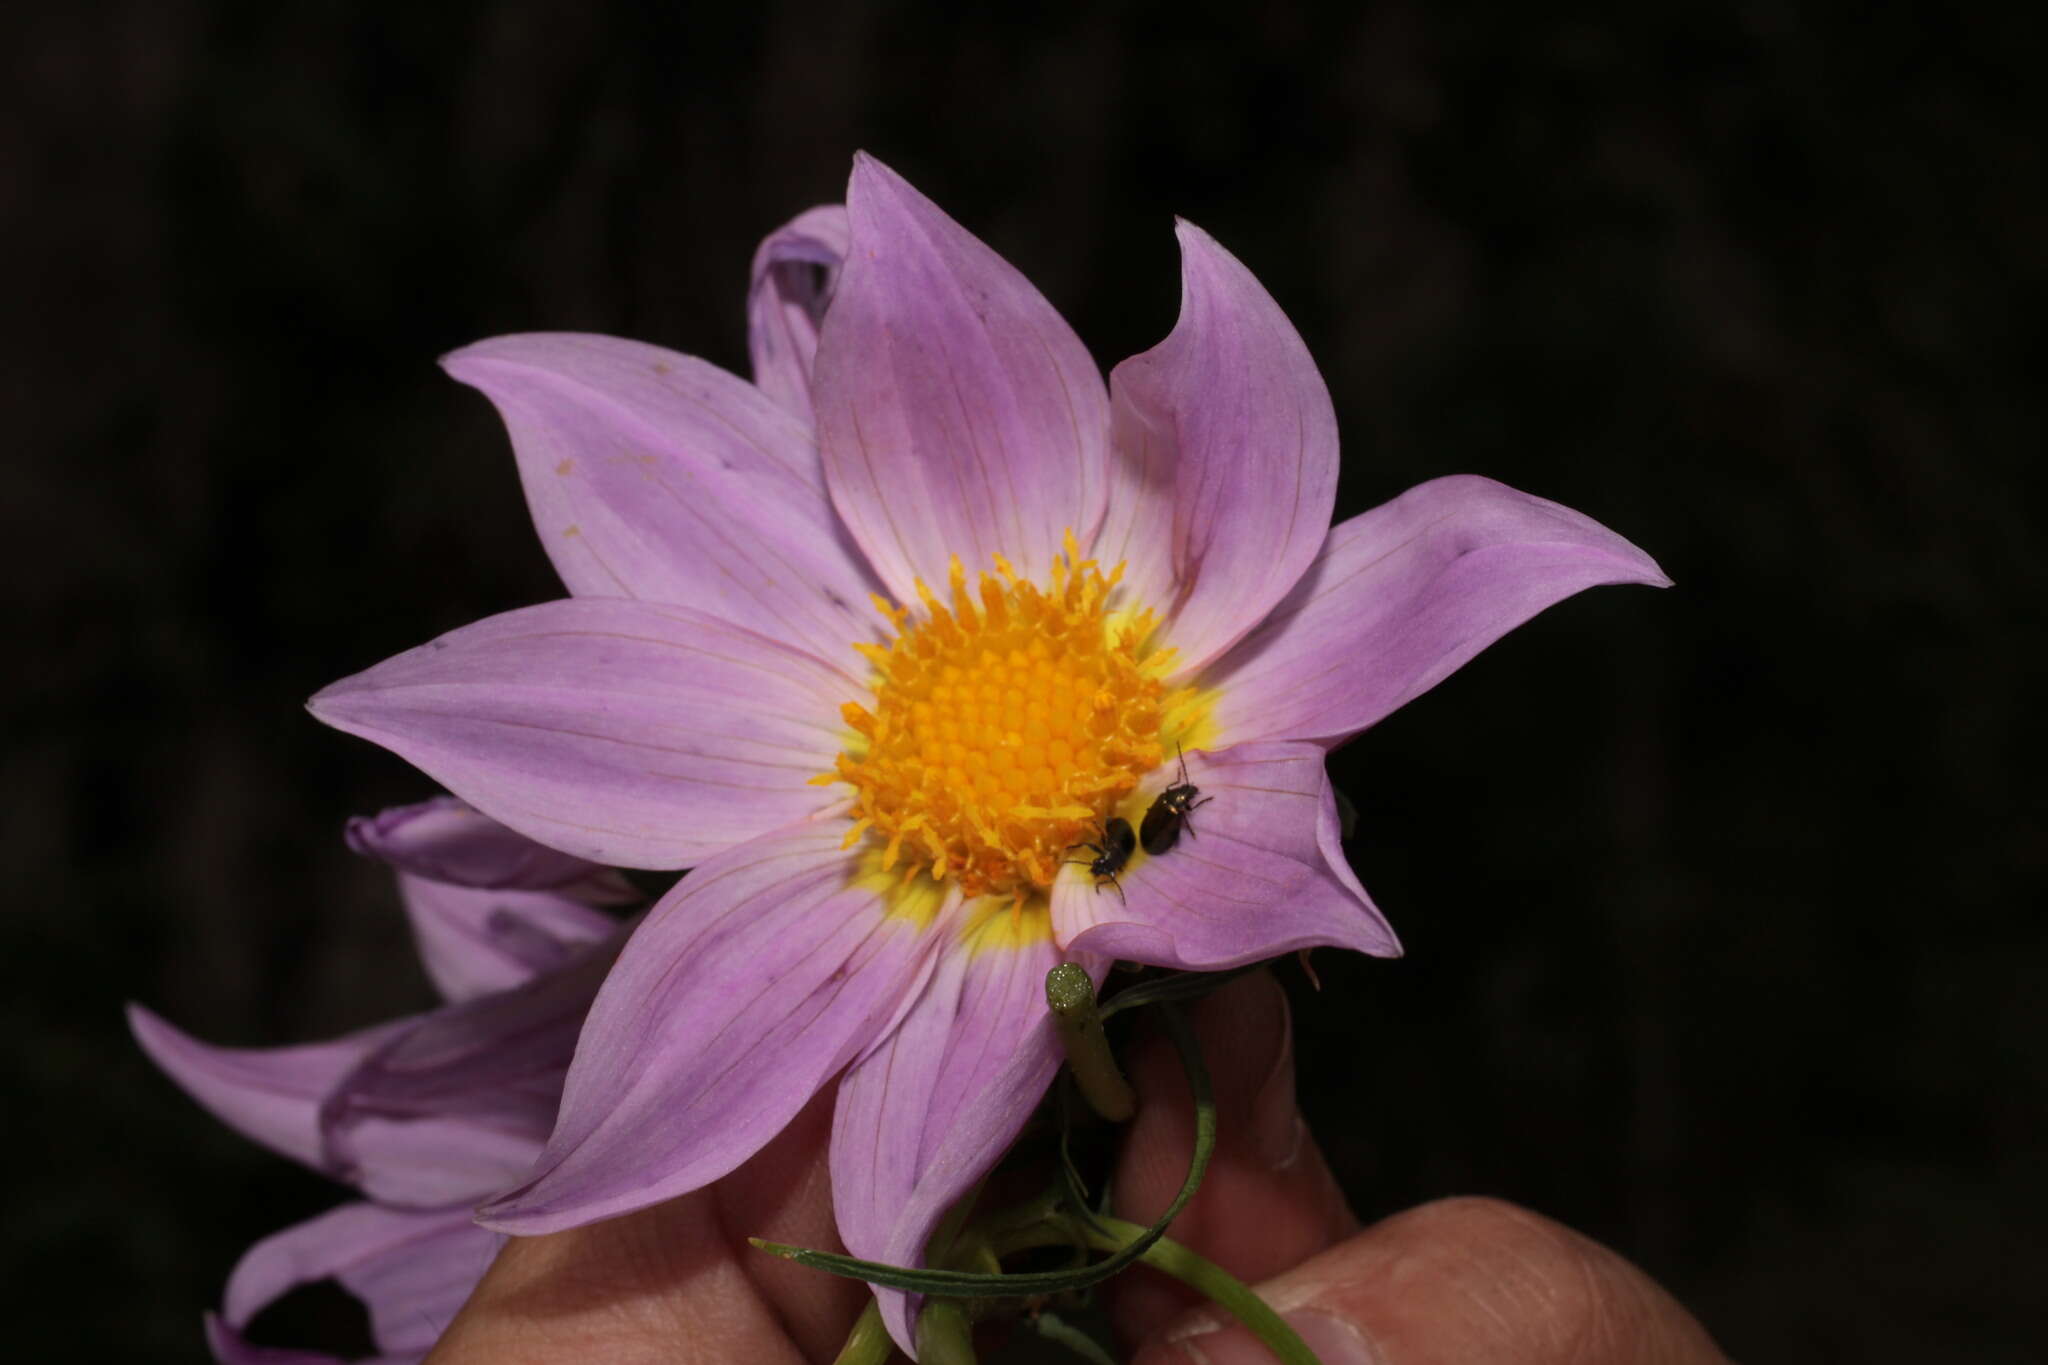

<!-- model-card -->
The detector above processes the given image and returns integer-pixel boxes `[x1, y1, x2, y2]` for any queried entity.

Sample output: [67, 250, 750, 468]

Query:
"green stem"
[1081, 1216, 1320, 1365]
[1031, 1310, 1122, 1365]
[830, 1300, 894, 1365]
[916, 1297, 978, 1365]
[925, 1175, 990, 1267]
[1046, 963, 1137, 1122]
[983, 1214, 1320, 1365]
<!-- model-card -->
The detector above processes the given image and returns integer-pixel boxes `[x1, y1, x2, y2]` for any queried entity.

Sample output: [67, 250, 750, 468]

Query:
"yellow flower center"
[823, 534, 1194, 907]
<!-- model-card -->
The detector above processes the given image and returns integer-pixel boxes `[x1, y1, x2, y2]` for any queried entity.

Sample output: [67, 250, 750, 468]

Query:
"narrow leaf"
[1098, 964, 1259, 1020]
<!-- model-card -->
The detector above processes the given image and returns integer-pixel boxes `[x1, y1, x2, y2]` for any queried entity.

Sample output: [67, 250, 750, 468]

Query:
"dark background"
[7, 1, 2041, 1359]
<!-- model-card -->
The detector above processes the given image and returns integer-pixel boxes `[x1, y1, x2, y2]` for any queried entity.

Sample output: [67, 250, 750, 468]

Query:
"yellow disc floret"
[824, 533, 1183, 906]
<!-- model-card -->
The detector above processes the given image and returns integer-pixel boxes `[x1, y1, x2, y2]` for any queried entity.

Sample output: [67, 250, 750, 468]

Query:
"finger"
[711, 1084, 870, 1360]
[428, 1087, 864, 1364]
[1130, 1195, 1731, 1365]
[1111, 970, 1358, 1343]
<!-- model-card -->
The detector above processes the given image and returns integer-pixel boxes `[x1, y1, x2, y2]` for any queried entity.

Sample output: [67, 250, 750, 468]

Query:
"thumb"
[1130, 1196, 1730, 1365]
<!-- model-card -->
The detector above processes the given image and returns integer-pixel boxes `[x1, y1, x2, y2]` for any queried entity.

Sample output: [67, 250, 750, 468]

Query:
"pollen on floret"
[829, 535, 1196, 907]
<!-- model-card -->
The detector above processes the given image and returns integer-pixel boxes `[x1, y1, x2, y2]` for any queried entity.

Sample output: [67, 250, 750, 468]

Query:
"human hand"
[427, 972, 1729, 1363]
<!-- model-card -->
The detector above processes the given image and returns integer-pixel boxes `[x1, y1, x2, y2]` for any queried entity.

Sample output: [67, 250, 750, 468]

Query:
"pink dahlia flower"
[309, 154, 1668, 1351]
[129, 799, 622, 1364]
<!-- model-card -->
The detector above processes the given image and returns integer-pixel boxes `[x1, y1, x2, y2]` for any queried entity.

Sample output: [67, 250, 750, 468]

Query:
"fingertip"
[1132, 1197, 1731, 1365]
[1122, 969, 1298, 1188]
[1112, 970, 1356, 1345]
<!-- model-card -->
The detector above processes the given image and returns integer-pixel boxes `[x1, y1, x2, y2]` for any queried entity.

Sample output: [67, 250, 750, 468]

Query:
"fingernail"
[1170, 1308, 1380, 1365]
[1248, 983, 1302, 1171]
[1281, 1310, 1381, 1365]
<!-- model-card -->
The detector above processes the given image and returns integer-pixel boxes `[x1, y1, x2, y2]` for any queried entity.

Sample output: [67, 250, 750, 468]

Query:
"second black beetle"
[1139, 749, 1213, 856]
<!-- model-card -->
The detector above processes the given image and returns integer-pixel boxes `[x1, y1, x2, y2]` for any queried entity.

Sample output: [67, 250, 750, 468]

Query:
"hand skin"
[427, 973, 1730, 1364]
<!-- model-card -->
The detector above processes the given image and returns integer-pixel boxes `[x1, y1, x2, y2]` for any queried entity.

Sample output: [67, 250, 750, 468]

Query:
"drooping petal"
[345, 797, 635, 904]
[832, 909, 1109, 1354]
[1097, 222, 1339, 675]
[308, 597, 859, 870]
[211, 1201, 499, 1363]
[478, 821, 948, 1234]
[1052, 743, 1398, 968]
[813, 154, 1110, 604]
[321, 942, 615, 1208]
[747, 204, 850, 426]
[394, 872, 617, 1003]
[127, 1005, 411, 1176]
[442, 333, 882, 658]
[1206, 475, 1672, 747]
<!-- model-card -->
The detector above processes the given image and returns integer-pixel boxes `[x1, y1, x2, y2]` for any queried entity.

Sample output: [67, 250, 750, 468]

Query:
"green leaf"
[1097, 964, 1259, 1020]
[749, 1002, 1215, 1298]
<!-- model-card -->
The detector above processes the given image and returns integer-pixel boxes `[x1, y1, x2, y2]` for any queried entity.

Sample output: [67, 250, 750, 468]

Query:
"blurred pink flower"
[129, 799, 621, 1364]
